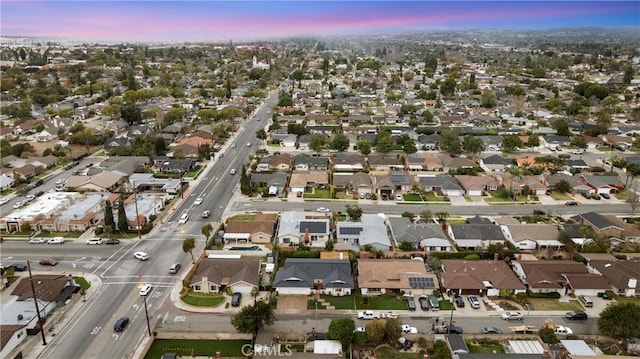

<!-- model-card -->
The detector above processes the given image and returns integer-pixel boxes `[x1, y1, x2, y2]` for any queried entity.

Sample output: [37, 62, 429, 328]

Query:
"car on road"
[114, 317, 129, 332]
[246, 142, 251, 147]
[54, 184, 65, 191]
[86, 238, 102, 245]
[133, 251, 149, 261]
[401, 325, 418, 334]
[316, 207, 330, 213]
[230, 169, 237, 175]
[178, 213, 189, 224]
[104, 238, 120, 245]
[357, 310, 380, 320]
[47, 237, 65, 244]
[481, 326, 503, 334]
[231, 144, 237, 148]
[0, 197, 9, 205]
[231, 292, 242, 307]
[201, 210, 211, 218]
[554, 325, 573, 335]
[35, 191, 44, 197]
[39, 259, 58, 266]
[9, 263, 27, 272]
[169, 263, 182, 274]
[418, 296, 430, 311]
[56, 178, 66, 184]
[501, 311, 524, 321]
[139, 283, 152, 296]
[435, 324, 463, 334]
[565, 201, 578, 206]
[32, 179, 44, 187]
[573, 149, 585, 155]
[13, 201, 24, 209]
[194, 197, 203, 206]
[381, 311, 398, 319]
[565, 311, 588, 320]
[533, 209, 546, 215]
[29, 238, 46, 244]
[468, 295, 481, 309]
[25, 194, 35, 202]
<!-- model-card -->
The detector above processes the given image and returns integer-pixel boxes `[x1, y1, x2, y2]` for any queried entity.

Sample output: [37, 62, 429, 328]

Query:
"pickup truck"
[357, 310, 380, 320]
[554, 326, 573, 336]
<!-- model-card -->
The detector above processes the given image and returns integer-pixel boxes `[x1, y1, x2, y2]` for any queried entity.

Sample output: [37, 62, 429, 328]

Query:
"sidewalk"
[22, 272, 102, 359]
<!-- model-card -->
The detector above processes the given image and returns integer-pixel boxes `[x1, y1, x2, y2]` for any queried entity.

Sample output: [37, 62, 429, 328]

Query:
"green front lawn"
[74, 277, 91, 291]
[615, 190, 628, 200]
[376, 348, 424, 359]
[303, 189, 332, 199]
[231, 214, 257, 221]
[144, 339, 250, 359]
[403, 193, 422, 202]
[438, 300, 455, 311]
[467, 339, 505, 353]
[39, 232, 83, 238]
[308, 293, 409, 310]
[181, 291, 226, 307]
[186, 165, 203, 178]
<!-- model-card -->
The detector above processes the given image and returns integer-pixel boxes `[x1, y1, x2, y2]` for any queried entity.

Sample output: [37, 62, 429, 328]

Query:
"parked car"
[354, 327, 366, 333]
[405, 295, 416, 311]
[448, 325, 464, 334]
[54, 184, 65, 191]
[39, 259, 58, 266]
[9, 263, 27, 272]
[454, 295, 465, 308]
[231, 292, 242, 307]
[501, 311, 524, 321]
[418, 296, 430, 311]
[35, 191, 44, 197]
[401, 325, 418, 334]
[554, 325, 573, 336]
[357, 310, 380, 320]
[13, 201, 24, 209]
[573, 149, 585, 155]
[565, 201, 578, 206]
[435, 325, 463, 334]
[169, 263, 182, 274]
[56, 178, 66, 184]
[114, 317, 130, 332]
[481, 326, 503, 334]
[565, 311, 588, 320]
[0, 197, 9, 205]
[29, 238, 46, 244]
[25, 194, 35, 202]
[533, 209, 546, 215]
[47, 237, 65, 244]
[139, 283, 152, 296]
[600, 193, 611, 199]
[105, 238, 121, 245]
[395, 194, 403, 201]
[32, 179, 44, 187]
[468, 295, 481, 309]
[86, 238, 103, 245]
[133, 251, 149, 261]
[316, 207, 330, 213]
[381, 311, 398, 319]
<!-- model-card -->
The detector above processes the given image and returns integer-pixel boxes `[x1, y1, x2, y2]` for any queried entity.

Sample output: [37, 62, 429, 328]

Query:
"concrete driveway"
[276, 295, 309, 311]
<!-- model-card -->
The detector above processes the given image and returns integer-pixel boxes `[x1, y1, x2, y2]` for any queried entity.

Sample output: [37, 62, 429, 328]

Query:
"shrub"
[95, 227, 104, 235]
[528, 291, 561, 299]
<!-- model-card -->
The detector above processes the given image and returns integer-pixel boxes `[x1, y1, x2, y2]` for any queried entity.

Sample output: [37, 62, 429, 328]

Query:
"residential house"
[583, 254, 640, 296]
[28, 155, 58, 169]
[158, 158, 197, 175]
[358, 259, 438, 296]
[480, 154, 514, 172]
[267, 153, 294, 172]
[373, 173, 395, 200]
[0, 325, 27, 359]
[419, 175, 465, 196]
[604, 215, 640, 243]
[387, 217, 451, 252]
[580, 175, 624, 195]
[333, 172, 372, 196]
[223, 213, 278, 244]
[189, 258, 260, 294]
[559, 223, 590, 246]
[417, 133, 440, 150]
[12, 164, 39, 180]
[440, 259, 527, 296]
[497, 174, 547, 196]
[273, 258, 353, 296]
[447, 223, 505, 250]
[388, 171, 413, 192]
[335, 214, 391, 252]
[288, 171, 329, 195]
[571, 212, 625, 239]
[0, 173, 15, 191]
[256, 157, 271, 172]
[544, 173, 589, 194]
[128, 173, 181, 194]
[293, 154, 329, 171]
[65, 171, 124, 192]
[440, 156, 478, 172]
[405, 154, 441, 172]
[455, 175, 500, 196]
[250, 172, 288, 197]
[276, 211, 331, 247]
[500, 224, 564, 251]
[367, 155, 404, 171]
[511, 260, 610, 296]
[103, 137, 132, 152]
[332, 154, 365, 172]
[564, 159, 590, 172]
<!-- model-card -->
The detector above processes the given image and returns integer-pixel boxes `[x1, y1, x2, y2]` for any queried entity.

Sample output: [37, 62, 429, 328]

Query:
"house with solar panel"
[334, 213, 391, 252]
[276, 211, 331, 248]
[357, 259, 439, 296]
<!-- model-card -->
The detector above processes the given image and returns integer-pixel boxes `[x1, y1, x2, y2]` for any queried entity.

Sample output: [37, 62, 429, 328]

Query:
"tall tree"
[231, 298, 276, 333]
[201, 223, 214, 244]
[345, 204, 363, 221]
[402, 138, 417, 155]
[117, 204, 128, 233]
[326, 318, 356, 350]
[121, 102, 142, 124]
[384, 318, 402, 344]
[375, 134, 394, 154]
[240, 164, 251, 195]
[597, 302, 640, 340]
[182, 237, 196, 264]
[104, 200, 115, 229]
[462, 136, 484, 156]
[330, 134, 350, 152]
[501, 134, 523, 153]
[526, 135, 540, 149]
[357, 139, 371, 156]
[365, 319, 386, 345]
[440, 130, 462, 154]
[308, 134, 325, 152]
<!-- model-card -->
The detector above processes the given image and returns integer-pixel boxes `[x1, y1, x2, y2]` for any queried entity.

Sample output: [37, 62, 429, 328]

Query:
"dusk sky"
[1, 1, 638, 43]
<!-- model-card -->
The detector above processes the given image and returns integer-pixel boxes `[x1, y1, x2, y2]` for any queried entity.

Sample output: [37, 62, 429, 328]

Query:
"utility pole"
[133, 188, 142, 239]
[142, 295, 152, 336]
[27, 261, 47, 345]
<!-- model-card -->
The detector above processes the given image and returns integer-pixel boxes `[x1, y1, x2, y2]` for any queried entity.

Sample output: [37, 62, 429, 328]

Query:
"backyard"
[144, 339, 250, 358]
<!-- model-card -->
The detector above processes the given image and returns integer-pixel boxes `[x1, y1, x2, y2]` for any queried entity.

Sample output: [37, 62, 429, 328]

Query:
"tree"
[435, 211, 449, 229]
[365, 319, 386, 345]
[201, 223, 213, 244]
[117, 204, 128, 233]
[330, 134, 350, 152]
[121, 102, 142, 124]
[538, 327, 559, 344]
[462, 136, 484, 156]
[375, 134, 394, 154]
[623, 65, 634, 85]
[345, 204, 363, 221]
[308, 134, 325, 152]
[440, 78, 457, 96]
[179, 236, 196, 263]
[627, 184, 640, 214]
[420, 210, 433, 223]
[398, 241, 413, 251]
[480, 90, 497, 108]
[240, 164, 251, 195]
[104, 200, 115, 230]
[384, 318, 402, 344]
[501, 134, 523, 153]
[597, 302, 640, 340]
[103, 225, 113, 239]
[231, 298, 276, 333]
[357, 139, 371, 156]
[402, 138, 417, 155]
[526, 135, 540, 149]
[570, 135, 587, 149]
[326, 318, 356, 350]
[256, 129, 267, 140]
[555, 180, 572, 193]
[440, 130, 461, 154]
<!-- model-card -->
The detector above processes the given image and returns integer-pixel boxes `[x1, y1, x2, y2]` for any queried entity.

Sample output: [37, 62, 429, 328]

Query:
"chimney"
[304, 228, 310, 243]
[493, 252, 499, 262]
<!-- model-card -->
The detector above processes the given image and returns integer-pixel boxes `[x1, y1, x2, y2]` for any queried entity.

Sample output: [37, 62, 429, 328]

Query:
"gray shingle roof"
[450, 224, 504, 241]
[273, 259, 353, 289]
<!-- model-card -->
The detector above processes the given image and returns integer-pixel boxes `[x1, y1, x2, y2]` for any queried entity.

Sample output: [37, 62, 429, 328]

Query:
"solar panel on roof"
[299, 221, 327, 233]
[339, 227, 363, 235]
[408, 277, 435, 288]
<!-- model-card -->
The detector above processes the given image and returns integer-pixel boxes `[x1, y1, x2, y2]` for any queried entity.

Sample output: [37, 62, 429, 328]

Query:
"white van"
[579, 295, 593, 308]
[86, 238, 103, 245]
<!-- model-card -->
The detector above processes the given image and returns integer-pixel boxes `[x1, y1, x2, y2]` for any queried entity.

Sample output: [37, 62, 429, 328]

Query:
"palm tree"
[435, 212, 449, 230]
[201, 223, 214, 245]
[182, 237, 196, 264]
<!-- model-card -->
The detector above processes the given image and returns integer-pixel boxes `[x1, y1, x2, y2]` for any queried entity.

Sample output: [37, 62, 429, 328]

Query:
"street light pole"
[142, 295, 152, 336]
[315, 300, 318, 334]
[27, 261, 47, 346]
[448, 295, 455, 336]
[133, 188, 142, 240]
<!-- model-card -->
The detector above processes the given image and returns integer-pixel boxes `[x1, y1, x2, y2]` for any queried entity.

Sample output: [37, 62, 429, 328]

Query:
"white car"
[47, 237, 65, 244]
[202, 210, 211, 218]
[54, 184, 65, 191]
[401, 325, 418, 334]
[139, 283, 152, 296]
[554, 326, 573, 336]
[25, 194, 35, 202]
[395, 194, 403, 201]
[178, 213, 189, 224]
[354, 327, 366, 333]
[316, 207, 330, 213]
[230, 169, 237, 175]
[501, 311, 524, 321]
[29, 237, 46, 244]
[357, 310, 380, 320]
[0, 197, 9, 205]
[13, 201, 24, 209]
[133, 251, 149, 261]
[86, 238, 103, 245]
[573, 149, 585, 155]
[56, 178, 66, 184]
[194, 197, 203, 206]
[381, 311, 399, 319]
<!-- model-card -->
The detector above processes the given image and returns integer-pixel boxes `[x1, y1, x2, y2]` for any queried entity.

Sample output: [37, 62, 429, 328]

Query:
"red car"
[39, 259, 58, 266]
